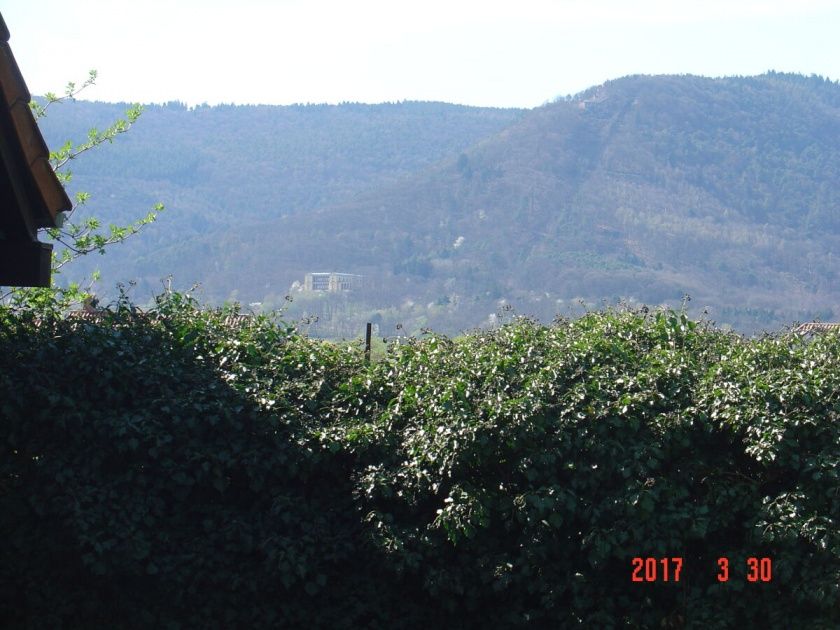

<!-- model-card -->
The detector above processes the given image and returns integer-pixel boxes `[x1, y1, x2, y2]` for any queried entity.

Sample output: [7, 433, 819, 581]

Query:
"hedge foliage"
[1, 294, 838, 628]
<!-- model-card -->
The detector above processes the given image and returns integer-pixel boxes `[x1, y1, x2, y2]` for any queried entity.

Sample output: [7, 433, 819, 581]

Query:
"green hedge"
[1, 295, 838, 628]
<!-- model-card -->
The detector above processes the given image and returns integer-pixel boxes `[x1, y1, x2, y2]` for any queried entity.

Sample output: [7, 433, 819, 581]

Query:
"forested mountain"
[37, 73, 840, 336]
[36, 99, 524, 242]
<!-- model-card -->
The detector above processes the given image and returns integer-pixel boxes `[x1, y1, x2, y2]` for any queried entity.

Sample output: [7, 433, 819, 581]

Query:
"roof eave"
[0, 17, 72, 230]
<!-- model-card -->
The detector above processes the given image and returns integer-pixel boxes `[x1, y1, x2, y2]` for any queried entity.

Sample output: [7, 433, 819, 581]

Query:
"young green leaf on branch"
[1, 70, 164, 313]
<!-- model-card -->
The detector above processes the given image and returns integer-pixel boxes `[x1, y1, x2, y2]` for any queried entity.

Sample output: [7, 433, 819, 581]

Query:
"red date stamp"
[631, 557, 772, 582]
[631, 557, 683, 582]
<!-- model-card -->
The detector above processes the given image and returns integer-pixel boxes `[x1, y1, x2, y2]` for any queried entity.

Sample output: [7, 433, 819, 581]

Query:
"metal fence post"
[365, 322, 372, 364]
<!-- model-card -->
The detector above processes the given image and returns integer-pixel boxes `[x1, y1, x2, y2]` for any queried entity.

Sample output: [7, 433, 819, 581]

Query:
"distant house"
[0, 11, 72, 287]
[303, 272, 365, 292]
[304, 272, 331, 292]
[793, 322, 840, 335]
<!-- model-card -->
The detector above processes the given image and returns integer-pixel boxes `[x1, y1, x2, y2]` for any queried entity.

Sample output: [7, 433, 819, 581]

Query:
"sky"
[3, 0, 840, 108]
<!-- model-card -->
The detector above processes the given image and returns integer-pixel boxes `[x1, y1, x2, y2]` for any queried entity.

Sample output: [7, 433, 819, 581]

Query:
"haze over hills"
[36, 73, 840, 337]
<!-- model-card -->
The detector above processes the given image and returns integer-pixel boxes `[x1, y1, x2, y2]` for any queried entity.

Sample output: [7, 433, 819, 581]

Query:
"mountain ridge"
[33, 72, 840, 336]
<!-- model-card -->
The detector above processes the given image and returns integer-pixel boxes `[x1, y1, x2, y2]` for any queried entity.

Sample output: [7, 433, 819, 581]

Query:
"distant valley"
[37, 72, 840, 337]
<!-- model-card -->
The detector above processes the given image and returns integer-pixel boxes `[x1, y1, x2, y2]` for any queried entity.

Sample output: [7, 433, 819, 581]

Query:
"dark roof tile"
[793, 322, 840, 334]
[0, 13, 9, 43]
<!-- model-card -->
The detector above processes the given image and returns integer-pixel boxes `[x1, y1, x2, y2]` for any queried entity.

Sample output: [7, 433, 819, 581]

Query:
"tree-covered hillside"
[35, 99, 525, 301]
[37, 73, 840, 336]
[38, 100, 526, 228]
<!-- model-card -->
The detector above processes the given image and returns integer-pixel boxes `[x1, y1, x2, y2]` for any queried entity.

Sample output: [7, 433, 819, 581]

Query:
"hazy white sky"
[3, 0, 840, 108]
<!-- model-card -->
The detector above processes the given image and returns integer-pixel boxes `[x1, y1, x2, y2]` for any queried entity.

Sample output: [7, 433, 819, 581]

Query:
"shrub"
[1, 300, 838, 628]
